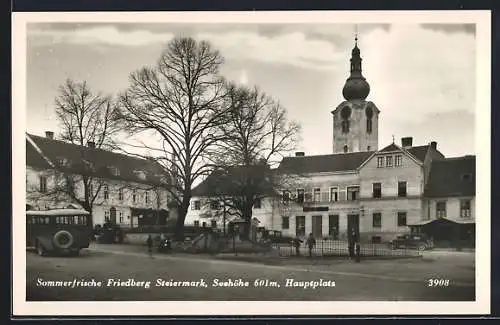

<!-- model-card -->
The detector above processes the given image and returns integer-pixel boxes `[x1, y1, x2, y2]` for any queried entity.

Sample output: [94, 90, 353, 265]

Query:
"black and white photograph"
[12, 11, 490, 316]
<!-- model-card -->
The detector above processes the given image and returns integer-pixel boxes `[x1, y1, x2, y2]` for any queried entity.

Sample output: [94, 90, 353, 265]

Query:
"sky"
[25, 22, 476, 158]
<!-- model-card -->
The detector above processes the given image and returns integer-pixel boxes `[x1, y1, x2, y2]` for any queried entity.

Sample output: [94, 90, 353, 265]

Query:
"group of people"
[293, 230, 361, 262]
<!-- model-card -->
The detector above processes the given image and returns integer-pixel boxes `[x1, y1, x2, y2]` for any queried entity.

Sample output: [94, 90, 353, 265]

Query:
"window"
[328, 215, 339, 238]
[372, 183, 381, 198]
[295, 216, 306, 237]
[211, 220, 217, 228]
[330, 187, 338, 202]
[282, 191, 290, 204]
[254, 198, 261, 209]
[460, 200, 471, 218]
[104, 210, 110, 222]
[192, 200, 201, 210]
[194, 220, 200, 227]
[135, 170, 146, 180]
[145, 191, 149, 204]
[377, 157, 384, 168]
[395, 155, 402, 167]
[397, 212, 407, 227]
[118, 188, 123, 201]
[313, 188, 321, 202]
[462, 173, 472, 181]
[372, 213, 382, 228]
[367, 146, 371, 151]
[343, 145, 348, 153]
[119, 211, 124, 224]
[110, 166, 120, 176]
[297, 189, 305, 203]
[386, 156, 393, 167]
[436, 201, 447, 218]
[366, 119, 372, 133]
[39, 175, 47, 193]
[398, 181, 407, 197]
[282, 216, 290, 229]
[347, 186, 360, 201]
[103, 185, 109, 200]
[210, 200, 220, 210]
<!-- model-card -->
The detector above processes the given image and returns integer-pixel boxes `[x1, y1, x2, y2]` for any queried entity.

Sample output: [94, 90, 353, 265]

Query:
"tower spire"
[341, 28, 370, 101]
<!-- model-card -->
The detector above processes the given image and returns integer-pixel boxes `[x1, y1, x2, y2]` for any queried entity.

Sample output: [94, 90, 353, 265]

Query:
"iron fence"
[270, 239, 422, 258]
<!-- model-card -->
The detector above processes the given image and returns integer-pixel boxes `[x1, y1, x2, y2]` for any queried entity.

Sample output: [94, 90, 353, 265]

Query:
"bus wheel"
[36, 242, 46, 256]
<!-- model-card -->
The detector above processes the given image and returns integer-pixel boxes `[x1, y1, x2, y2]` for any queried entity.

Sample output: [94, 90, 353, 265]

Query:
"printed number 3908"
[428, 279, 450, 287]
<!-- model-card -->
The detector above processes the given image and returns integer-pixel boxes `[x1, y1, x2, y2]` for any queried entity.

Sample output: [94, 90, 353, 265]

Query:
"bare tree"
[27, 79, 120, 226]
[204, 82, 301, 238]
[117, 37, 228, 239]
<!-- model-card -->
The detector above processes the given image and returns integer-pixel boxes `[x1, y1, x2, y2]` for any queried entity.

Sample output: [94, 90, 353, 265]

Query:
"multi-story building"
[185, 36, 476, 246]
[26, 132, 175, 228]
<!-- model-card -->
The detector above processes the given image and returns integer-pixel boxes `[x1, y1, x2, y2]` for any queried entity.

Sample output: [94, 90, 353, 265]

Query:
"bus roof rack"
[26, 209, 90, 216]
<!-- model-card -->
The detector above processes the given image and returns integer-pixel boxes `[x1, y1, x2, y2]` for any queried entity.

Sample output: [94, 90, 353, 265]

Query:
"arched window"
[341, 106, 351, 134]
[343, 145, 348, 153]
[366, 106, 373, 134]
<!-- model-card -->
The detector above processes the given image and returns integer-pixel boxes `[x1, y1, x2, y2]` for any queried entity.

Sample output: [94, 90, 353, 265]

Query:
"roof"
[26, 209, 90, 216]
[192, 164, 277, 197]
[277, 151, 373, 174]
[26, 139, 51, 169]
[26, 133, 169, 186]
[379, 143, 400, 153]
[424, 156, 475, 198]
[407, 145, 432, 162]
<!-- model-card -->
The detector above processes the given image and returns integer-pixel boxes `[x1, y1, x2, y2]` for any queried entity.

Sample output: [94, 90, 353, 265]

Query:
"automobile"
[391, 233, 434, 251]
[27, 209, 92, 257]
[262, 230, 295, 244]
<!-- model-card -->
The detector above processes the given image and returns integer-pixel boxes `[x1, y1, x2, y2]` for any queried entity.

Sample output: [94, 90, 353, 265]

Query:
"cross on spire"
[354, 24, 358, 46]
[392, 135, 395, 143]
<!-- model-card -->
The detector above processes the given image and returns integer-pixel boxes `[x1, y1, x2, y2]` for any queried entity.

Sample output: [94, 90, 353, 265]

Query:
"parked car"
[262, 230, 295, 244]
[391, 233, 434, 250]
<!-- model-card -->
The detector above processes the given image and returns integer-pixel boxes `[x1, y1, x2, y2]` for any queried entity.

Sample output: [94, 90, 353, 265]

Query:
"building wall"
[333, 100, 379, 153]
[425, 197, 475, 221]
[26, 165, 172, 227]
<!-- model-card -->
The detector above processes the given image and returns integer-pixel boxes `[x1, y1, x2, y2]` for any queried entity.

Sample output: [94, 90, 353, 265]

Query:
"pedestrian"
[348, 229, 355, 259]
[146, 234, 153, 257]
[355, 239, 361, 263]
[293, 237, 302, 256]
[306, 233, 316, 258]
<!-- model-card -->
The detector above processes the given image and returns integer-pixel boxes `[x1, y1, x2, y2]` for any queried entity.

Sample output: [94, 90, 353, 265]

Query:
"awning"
[408, 218, 475, 226]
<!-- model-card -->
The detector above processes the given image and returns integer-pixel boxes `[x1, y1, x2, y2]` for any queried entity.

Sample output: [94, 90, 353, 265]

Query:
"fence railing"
[271, 239, 422, 258]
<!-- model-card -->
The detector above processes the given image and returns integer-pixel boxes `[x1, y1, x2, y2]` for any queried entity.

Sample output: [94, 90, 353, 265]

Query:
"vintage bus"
[26, 209, 92, 256]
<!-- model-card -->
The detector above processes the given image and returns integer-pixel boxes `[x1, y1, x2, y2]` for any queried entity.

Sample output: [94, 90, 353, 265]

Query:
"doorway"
[312, 215, 323, 238]
[347, 214, 360, 242]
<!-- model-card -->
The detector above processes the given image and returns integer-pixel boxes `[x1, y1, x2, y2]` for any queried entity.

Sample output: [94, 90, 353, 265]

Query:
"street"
[26, 245, 475, 301]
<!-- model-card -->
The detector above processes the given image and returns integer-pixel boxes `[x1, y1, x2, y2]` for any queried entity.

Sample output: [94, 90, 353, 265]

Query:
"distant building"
[26, 132, 175, 228]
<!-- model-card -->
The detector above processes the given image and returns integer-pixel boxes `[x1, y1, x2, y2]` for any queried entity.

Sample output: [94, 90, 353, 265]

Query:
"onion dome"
[342, 36, 370, 101]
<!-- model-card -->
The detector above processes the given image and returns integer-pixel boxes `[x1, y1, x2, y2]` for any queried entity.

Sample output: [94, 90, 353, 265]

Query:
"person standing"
[306, 233, 316, 258]
[146, 234, 153, 257]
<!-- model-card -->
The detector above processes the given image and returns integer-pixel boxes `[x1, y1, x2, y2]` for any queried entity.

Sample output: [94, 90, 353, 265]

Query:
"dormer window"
[134, 170, 147, 181]
[56, 157, 70, 167]
[109, 166, 120, 176]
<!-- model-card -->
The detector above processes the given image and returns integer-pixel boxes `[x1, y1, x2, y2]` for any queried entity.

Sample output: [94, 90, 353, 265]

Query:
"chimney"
[430, 141, 437, 150]
[45, 131, 54, 139]
[87, 141, 96, 148]
[295, 152, 305, 157]
[401, 137, 413, 148]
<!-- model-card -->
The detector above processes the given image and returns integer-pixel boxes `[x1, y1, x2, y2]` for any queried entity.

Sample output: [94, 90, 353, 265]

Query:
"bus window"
[44, 216, 50, 224]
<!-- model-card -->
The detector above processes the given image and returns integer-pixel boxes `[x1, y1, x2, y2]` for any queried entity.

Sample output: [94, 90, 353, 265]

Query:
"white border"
[12, 10, 491, 316]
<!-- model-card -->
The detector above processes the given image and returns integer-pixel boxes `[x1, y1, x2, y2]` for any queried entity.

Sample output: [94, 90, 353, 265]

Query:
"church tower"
[332, 35, 380, 153]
